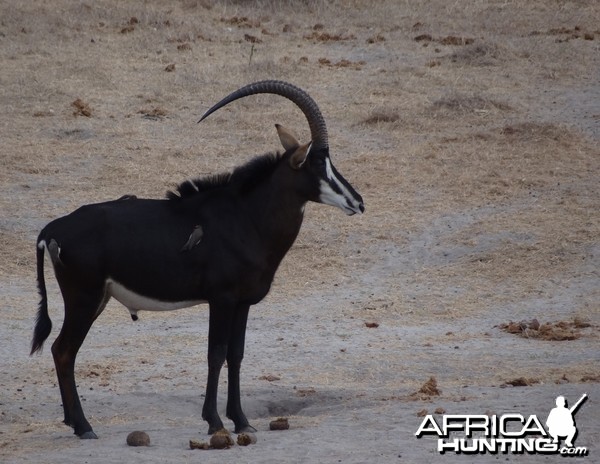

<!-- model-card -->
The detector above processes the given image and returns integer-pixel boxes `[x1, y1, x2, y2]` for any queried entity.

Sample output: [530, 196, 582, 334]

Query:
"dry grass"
[1, 3, 599, 460]
[0, 0, 598, 398]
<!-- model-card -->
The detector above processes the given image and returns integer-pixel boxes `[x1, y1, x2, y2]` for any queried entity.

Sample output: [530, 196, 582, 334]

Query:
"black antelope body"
[31, 80, 364, 439]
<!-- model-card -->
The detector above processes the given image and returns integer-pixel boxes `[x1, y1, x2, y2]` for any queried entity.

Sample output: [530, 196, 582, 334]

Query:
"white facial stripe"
[319, 180, 355, 215]
[322, 157, 361, 212]
[106, 278, 207, 313]
[319, 180, 339, 203]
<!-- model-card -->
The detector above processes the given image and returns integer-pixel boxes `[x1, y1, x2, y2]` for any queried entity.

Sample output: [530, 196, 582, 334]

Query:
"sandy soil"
[1, 1, 599, 463]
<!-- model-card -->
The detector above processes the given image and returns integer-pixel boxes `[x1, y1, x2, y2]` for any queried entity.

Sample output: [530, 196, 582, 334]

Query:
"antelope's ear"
[276, 124, 299, 151]
[289, 141, 312, 170]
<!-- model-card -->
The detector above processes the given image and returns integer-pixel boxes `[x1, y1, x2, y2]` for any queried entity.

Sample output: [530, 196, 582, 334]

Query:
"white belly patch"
[106, 278, 207, 317]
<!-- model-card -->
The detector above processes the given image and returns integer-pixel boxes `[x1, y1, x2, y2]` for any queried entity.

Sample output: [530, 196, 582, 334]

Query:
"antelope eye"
[312, 157, 325, 167]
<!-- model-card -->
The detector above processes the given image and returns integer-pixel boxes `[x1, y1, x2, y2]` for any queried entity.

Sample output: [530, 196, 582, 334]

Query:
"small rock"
[269, 417, 289, 431]
[126, 430, 150, 446]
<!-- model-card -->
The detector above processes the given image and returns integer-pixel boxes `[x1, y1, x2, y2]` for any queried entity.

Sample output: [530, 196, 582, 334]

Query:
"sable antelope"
[30, 80, 364, 439]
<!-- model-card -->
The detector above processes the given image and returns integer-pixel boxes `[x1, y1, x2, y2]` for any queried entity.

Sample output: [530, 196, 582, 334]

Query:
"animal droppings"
[269, 417, 290, 430]
[189, 439, 210, 450]
[138, 107, 168, 120]
[503, 377, 539, 387]
[259, 374, 281, 382]
[210, 428, 234, 449]
[126, 430, 150, 446]
[72, 98, 92, 117]
[420, 376, 441, 396]
[237, 432, 257, 446]
[408, 376, 441, 400]
[497, 318, 592, 341]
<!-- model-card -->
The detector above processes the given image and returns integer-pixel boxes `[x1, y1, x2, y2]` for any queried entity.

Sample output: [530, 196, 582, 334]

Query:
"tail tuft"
[30, 240, 53, 355]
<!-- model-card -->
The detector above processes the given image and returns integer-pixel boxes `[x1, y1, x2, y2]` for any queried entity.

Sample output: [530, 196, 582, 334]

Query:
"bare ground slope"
[1, 1, 599, 462]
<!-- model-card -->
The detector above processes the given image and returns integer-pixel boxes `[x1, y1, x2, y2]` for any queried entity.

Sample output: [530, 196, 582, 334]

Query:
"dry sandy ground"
[1, 1, 599, 463]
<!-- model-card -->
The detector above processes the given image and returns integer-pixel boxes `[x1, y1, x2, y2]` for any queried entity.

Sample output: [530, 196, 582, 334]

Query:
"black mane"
[167, 152, 281, 200]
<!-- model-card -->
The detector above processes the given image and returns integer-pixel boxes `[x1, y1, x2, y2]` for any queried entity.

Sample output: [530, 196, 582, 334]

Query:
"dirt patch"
[304, 31, 356, 42]
[431, 94, 512, 113]
[137, 106, 168, 120]
[503, 377, 540, 387]
[366, 33, 386, 44]
[221, 16, 261, 29]
[1, 0, 599, 462]
[529, 25, 598, 42]
[445, 42, 509, 66]
[317, 57, 365, 70]
[414, 34, 475, 46]
[362, 109, 400, 124]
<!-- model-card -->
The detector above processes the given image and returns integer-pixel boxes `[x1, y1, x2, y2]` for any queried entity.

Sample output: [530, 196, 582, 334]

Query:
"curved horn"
[199, 80, 329, 151]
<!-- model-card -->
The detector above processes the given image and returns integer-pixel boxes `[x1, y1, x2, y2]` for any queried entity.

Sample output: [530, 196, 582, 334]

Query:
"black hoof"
[207, 424, 224, 435]
[79, 430, 98, 439]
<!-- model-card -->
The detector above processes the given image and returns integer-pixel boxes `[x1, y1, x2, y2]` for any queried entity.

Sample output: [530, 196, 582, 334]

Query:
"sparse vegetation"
[1, 0, 598, 460]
